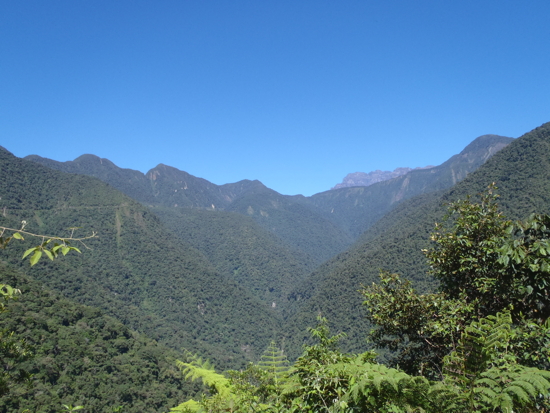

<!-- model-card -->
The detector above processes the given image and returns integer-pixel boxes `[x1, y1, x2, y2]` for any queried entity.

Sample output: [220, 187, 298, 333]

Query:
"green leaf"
[30, 250, 42, 266]
[12, 232, 24, 240]
[61, 246, 71, 256]
[22, 247, 36, 259]
[44, 249, 54, 261]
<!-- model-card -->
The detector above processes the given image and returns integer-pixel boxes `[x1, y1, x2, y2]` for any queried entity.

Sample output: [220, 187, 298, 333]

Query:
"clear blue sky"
[2, 1, 549, 196]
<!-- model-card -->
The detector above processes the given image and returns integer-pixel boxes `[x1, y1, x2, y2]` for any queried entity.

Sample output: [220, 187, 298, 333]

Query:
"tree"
[257, 341, 289, 384]
[425, 184, 550, 321]
[281, 316, 361, 412]
[362, 271, 473, 378]
[440, 309, 550, 412]
[363, 185, 550, 377]
[173, 186, 550, 412]
[171, 351, 276, 412]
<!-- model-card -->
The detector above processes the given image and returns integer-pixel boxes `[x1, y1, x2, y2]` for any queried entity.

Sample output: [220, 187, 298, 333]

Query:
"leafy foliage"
[0, 263, 198, 412]
[362, 271, 473, 378]
[281, 317, 357, 412]
[171, 352, 276, 412]
[440, 310, 550, 412]
[0, 221, 94, 266]
[257, 341, 290, 384]
[363, 186, 550, 377]
[286, 123, 550, 358]
[426, 185, 550, 321]
[8, 122, 550, 411]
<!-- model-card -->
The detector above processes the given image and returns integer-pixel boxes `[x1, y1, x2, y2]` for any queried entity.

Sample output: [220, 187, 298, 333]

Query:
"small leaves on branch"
[0, 222, 97, 266]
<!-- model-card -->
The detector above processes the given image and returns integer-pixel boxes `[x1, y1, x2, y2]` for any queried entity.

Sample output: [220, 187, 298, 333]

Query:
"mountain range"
[3, 126, 540, 411]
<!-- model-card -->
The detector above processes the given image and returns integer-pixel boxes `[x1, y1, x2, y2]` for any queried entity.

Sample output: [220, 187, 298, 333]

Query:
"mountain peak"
[331, 134, 514, 191]
[332, 166, 434, 190]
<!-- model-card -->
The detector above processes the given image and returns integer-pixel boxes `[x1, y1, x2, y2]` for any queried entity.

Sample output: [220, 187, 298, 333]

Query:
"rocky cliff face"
[332, 166, 434, 189]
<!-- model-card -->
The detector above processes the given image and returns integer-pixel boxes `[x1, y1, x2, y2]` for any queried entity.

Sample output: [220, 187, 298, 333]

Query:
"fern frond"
[472, 385, 498, 404]
[175, 358, 231, 398]
[489, 393, 513, 413]
[170, 399, 203, 412]
[504, 384, 531, 403]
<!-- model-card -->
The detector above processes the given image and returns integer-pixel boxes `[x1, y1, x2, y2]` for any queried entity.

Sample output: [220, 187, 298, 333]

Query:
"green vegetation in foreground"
[171, 188, 550, 412]
[1, 123, 547, 411]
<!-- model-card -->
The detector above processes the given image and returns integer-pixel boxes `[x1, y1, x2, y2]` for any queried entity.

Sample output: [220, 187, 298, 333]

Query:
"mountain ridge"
[22, 133, 515, 310]
[283, 123, 549, 359]
[1, 147, 281, 368]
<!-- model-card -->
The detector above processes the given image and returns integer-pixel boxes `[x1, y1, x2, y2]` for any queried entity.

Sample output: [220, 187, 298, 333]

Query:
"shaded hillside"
[145, 163, 264, 209]
[283, 191, 444, 359]
[225, 187, 354, 264]
[0, 262, 197, 413]
[283, 124, 549, 359]
[151, 206, 316, 314]
[1, 148, 280, 368]
[296, 134, 513, 238]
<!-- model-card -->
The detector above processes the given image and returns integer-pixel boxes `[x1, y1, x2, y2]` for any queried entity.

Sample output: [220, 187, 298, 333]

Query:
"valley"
[5, 123, 550, 411]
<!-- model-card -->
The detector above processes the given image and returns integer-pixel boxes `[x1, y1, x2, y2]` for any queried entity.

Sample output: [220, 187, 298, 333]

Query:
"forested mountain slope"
[0, 148, 280, 368]
[26, 155, 354, 265]
[26, 134, 512, 268]
[224, 186, 354, 264]
[283, 123, 550, 359]
[151, 206, 316, 315]
[0, 262, 196, 413]
[23, 154, 267, 210]
[23, 153, 158, 205]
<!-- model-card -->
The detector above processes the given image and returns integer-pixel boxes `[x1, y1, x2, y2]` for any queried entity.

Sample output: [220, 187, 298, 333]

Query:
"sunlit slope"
[283, 123, 550, 359]
[1, 148, 280, 368]
[0, 262, 197, 412]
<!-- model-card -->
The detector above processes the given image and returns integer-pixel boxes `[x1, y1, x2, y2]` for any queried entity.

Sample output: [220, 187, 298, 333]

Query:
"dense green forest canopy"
[0, 262, 200, 413]
[151, 206, 315, 315]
